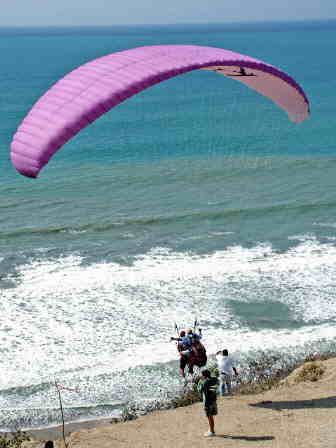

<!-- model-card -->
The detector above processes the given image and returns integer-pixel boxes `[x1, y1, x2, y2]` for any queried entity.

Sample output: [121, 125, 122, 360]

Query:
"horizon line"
[1, 17, 336, 29]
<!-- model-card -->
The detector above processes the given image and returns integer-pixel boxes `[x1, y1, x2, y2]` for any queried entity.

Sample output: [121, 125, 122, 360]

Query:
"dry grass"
[294, 362, 325, 383]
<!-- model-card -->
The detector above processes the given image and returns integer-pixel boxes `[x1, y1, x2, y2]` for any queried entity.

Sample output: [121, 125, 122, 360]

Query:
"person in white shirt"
[216, 349, 238, 396]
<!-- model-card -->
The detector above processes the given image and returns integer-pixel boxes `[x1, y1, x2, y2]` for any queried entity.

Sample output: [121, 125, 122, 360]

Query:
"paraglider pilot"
[170, 330, 192, 377]
[171, 328, 203, 377]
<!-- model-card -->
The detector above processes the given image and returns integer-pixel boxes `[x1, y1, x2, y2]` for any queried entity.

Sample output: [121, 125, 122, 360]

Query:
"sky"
[1, 0, 336, 27]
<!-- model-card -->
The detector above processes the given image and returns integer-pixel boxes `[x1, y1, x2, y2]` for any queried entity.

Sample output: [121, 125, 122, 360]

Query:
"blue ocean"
[1, 20, 336, 431]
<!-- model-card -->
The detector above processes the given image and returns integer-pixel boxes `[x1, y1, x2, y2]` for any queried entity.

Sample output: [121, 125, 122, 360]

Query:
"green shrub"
[171, 387, 201, 408]
[0, 431, 30, 448]
[121, 403, 138, 422]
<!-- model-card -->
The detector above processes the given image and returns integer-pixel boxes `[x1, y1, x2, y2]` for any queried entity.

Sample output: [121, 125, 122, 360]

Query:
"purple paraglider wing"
[11, 45, 310, 178]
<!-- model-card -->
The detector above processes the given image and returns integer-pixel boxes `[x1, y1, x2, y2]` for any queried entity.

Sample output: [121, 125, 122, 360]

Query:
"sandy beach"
[21, 357, 336, 448]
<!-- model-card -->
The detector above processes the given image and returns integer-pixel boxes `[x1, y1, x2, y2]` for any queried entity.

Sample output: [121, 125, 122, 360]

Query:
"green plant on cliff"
[0, 431, 30, 448]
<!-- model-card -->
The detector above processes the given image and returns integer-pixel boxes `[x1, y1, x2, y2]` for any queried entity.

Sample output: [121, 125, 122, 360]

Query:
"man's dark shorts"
[204, 402, 218, 417]
[180, 355, 188, 370]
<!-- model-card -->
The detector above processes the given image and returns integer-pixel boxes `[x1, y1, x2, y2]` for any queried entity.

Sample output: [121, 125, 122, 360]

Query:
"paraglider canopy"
[10, 45, 310, 178]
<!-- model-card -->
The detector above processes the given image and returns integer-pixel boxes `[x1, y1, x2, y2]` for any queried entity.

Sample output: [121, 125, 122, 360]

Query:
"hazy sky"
[1, 0, 335, 27]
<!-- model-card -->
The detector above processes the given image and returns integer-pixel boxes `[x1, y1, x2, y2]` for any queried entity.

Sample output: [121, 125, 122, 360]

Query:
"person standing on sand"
[197, 369, 218, 437]
[216, 349, 238, 396]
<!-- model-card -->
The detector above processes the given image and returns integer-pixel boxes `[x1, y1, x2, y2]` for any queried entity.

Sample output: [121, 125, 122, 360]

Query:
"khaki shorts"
[204, 402, 218, 417]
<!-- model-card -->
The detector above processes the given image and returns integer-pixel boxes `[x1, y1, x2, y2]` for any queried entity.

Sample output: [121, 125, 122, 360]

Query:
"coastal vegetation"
[0, 431, 30, 448]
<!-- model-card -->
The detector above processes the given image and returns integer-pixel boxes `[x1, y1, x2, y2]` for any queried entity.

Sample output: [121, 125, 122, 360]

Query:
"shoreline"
[27, 417, 118, 441]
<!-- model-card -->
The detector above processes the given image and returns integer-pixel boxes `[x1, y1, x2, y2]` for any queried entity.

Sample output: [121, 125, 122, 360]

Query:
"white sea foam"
[1, 239, 336, 393]
[313, 222, 336, 228]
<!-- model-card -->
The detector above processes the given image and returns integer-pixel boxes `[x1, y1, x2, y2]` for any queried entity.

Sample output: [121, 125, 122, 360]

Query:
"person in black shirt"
[197, 369, 218, 437]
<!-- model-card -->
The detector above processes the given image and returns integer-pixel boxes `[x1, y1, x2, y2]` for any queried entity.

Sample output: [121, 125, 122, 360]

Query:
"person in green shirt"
[197, 369, 218, 437]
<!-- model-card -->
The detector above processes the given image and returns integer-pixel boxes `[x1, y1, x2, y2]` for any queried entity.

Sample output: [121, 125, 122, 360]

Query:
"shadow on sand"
[216, 434, 274, 442]
[249, 396, 336, 411]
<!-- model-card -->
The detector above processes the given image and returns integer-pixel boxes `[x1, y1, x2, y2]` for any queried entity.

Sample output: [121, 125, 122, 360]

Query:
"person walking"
[197, 369, 218, 437]
[216, 349, 238, 396]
